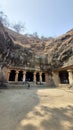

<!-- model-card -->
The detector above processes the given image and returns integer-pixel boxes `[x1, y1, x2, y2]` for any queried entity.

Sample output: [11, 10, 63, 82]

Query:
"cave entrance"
[42, 73, 45, 82]
[9, 70, 16, 81]
[59, 71, 69, 84]
[36, 73, 40, 82]
[26, 72, 33, 82]
[18, 71, 23, 81]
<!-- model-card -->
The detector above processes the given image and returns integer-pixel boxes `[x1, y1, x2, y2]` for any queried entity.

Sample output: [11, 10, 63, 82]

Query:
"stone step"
[5, 82, 49, 89]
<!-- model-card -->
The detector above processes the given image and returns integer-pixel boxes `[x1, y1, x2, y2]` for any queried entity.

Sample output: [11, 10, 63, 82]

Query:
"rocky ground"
[0, 88, 73, 130]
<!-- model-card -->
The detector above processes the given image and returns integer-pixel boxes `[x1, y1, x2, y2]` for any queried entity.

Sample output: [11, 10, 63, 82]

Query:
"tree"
[33, 32, 39, 38]
[12, 22, 25, 33]
[0, 11, 9, 27]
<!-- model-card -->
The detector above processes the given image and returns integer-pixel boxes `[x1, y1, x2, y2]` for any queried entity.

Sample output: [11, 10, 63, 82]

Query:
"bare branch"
[12, 22, 25, 33]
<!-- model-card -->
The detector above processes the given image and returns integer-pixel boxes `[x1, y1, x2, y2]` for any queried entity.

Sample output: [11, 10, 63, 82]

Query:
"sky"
[0, 0, 73, 37]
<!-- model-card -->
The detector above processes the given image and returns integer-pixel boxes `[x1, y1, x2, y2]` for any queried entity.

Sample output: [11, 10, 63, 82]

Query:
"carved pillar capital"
[16, 70, 19, 74]
[67, 69, 73, 72]
[23, 71, 26, 74]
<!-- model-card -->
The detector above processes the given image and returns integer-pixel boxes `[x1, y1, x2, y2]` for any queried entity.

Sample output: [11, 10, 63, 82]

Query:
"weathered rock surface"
[0, 22, 73, 69]
[0, 23, 35, 67]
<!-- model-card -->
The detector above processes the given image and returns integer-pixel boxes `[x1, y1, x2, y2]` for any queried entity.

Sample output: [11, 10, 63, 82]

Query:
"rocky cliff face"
[0, 22, 73, 69]
[47, 30, 73, 68]
[0, 22, 35, 67]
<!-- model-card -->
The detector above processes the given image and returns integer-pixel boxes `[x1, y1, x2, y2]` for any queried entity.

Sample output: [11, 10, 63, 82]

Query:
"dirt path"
[0, 88, 73, 130]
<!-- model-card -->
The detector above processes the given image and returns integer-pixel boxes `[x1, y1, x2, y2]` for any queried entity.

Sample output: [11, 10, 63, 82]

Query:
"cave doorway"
[26, 72, 33, 82]
[18, 71, 23, 81]
[59, 71, 69, 84]
[9, 70, 16, 81]
[42, 73, 45, 82]
[36, 73, 40, 82]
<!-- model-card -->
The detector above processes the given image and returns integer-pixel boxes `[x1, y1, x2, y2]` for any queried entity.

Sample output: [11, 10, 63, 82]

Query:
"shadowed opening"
[9, 70, 16, 81]
[26, 72, 33, 82]
[36, 73, 40, 82]
[18, 71, 23, 81]
[42, 73, 45, 82]
[59, 71, 69, 84]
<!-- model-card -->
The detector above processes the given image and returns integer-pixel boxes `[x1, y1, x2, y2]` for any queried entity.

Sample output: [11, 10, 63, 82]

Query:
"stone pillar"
[33, 72, 36, 82]
[45, 73, 49, 83]
[52, 71, 60, 86]
[15, 71, 19, 82]
[7, 70, 11, 81]
[40, 72, 42, 82]
[67, 70, 73, 85]
[23, 71, 26, 82]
